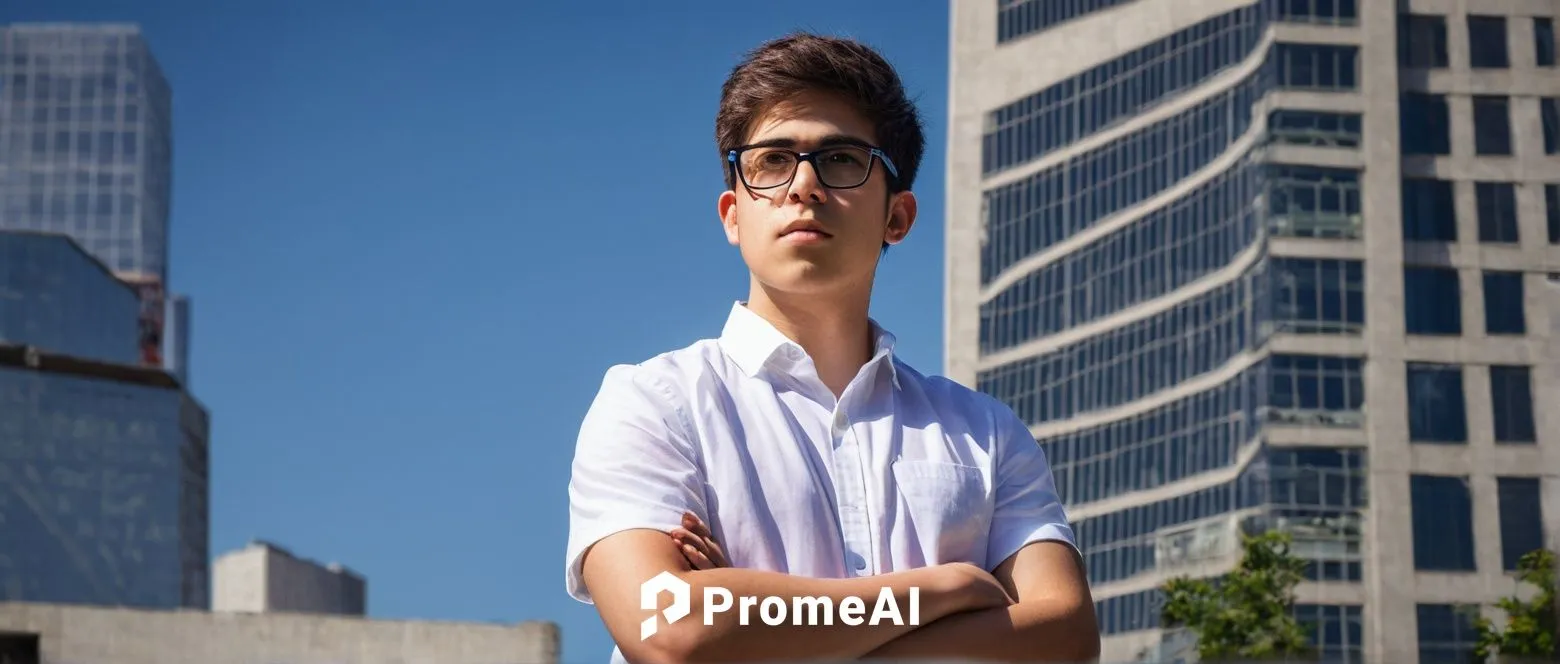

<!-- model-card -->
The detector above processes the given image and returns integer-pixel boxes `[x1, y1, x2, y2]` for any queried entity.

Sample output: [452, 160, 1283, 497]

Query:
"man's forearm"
[860, 597, 1099, 662]
[647, 565, 961, 663]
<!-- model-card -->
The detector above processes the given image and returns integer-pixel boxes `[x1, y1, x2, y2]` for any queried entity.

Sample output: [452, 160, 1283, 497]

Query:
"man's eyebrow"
[740, 134, 875, 150]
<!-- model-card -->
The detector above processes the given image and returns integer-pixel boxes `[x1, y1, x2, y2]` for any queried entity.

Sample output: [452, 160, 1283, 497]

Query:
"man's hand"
[674, 512, 1015, 610]
[670, 512, 730, 570]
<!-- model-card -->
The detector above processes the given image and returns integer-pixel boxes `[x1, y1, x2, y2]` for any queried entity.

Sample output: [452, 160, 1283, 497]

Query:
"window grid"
[1404, 266, 1462, 335]
[980, 41, 1359, 283]
[1476, 181, 1520, 243]
[0, 27, 171, 280]
[1496, 476, 1545, 570]
[980, 167, 1259, 353]
[1042, 370, 1261, 506]
[978, 268, 1258, 426]
[1407, 363, 1468, 444]
[985, 5, 1264, 173]
[1410, 475, 1476, 571]
[1073, 444, 1365, 588]
[1489, 365, 1537, 444]
[996, 0, 1140, 44]
[1295, 604, 1366, 663]
[1266, 109, 1362, 149]
[1399, 14, 1450, 68]
[1400, 93, 1451, 155]
[1402, 178, 1457, 241]
[1472, 96, 1513, 156]
[1482, 270, 1525, 335]
[1468, 15, 1510, 69]
[1417, 604, 1481, 664]
[1266, 165, 1363, 239]
[1537, 18, 1557, 67]
[981, 75, 1262, 283]
[1266, 258, 1366, 336]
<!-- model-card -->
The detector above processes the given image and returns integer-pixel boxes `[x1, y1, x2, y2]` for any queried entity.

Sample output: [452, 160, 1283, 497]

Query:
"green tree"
[1160, 529, 1313, 661]
[1474, 549, 1556, 661]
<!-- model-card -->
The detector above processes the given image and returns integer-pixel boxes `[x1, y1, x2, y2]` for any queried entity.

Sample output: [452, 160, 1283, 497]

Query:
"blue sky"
[5, 1, 952, 660]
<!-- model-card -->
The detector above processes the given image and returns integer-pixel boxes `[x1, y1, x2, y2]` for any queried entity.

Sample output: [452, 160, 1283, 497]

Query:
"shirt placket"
[829, 401, 875, 577]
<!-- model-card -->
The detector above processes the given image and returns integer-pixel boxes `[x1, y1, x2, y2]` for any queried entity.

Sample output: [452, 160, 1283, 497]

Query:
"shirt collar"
[718, 301, 901, 391]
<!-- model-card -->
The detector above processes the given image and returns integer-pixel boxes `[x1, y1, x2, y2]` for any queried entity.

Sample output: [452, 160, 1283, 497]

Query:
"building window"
[1483, 271, 1525, 335]
[1266, 354, 1367, 427]
[1400, 93, 1451, 155]
[1268, 110, 1362, 148]
[1497, 477, 1545, 571]
[1269, 258, 1365, 335]
[1548, 185, 1559, 244]
[1404, 267, 1461, 335]
[1538, 18, 1558, 67]
[996, 0, 1138, 43]
[1542, 98, 1559, 154]
[1266, 165, 1362, 238]
[1274, 43, 1359, 90]
[1295, 604, 1365, 663]
[1402, 178, 1457, 241]
[1407, 363, 1468, 443]
[1275, 0, 1357, 25]
[1473, 96, 1513, 156]
[1417, 604, 1481, 662]
[1490, 365, 1537, 444]
[1411, 475, 1476, 571]
[1468, 15, 1510, 68]
[1476, 182, 1520, 243]
[1399, 14, 1449, 68]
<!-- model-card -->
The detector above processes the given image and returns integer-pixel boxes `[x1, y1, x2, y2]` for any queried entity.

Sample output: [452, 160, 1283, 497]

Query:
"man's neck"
[744, 281, 875, 400]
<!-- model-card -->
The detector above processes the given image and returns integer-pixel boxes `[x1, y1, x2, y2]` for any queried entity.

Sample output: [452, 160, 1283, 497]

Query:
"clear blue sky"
[6, 1, 952, 660]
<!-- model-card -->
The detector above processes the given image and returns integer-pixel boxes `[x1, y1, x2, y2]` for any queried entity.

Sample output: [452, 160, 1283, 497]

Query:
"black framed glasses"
[727, 143, 900, 190]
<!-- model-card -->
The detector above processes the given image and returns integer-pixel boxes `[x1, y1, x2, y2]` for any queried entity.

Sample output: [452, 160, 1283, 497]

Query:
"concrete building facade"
[213, 541, 367, 617]
[0, 602, 559, 664]
[947, 1, 1560, 662]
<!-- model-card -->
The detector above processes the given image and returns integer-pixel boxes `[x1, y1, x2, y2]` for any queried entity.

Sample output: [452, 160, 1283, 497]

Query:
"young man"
[565, 32, 1098, 663]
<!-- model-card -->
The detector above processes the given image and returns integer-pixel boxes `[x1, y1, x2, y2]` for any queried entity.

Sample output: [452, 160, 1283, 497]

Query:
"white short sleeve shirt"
[565, 302, 1077, 607]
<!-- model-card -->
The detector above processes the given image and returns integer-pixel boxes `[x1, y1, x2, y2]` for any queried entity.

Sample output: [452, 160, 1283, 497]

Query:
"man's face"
[718, 90, 916, 297]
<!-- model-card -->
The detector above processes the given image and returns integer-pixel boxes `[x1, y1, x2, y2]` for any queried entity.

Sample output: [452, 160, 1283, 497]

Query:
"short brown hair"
[715, 32, 925, 194]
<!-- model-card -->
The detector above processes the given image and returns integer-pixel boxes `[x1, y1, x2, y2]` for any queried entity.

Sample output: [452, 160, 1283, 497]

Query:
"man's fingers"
[681, 542, 716, 570]
[682, 512, 716, 541]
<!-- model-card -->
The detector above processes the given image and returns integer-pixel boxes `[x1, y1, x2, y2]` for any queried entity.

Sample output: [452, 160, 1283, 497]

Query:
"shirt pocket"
[891, 459, 993, 565]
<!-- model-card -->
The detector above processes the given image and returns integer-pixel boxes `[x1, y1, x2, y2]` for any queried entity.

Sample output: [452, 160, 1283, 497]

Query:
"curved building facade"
[948, 1, 1560, 662]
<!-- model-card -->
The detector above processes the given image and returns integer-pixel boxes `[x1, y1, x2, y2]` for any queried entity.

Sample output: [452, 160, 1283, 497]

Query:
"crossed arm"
[663, 513, 1101, 663]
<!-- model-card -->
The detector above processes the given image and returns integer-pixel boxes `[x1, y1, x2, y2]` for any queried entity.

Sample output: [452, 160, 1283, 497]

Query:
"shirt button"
[833, 411, 848, 429]
[848, 553, 866, 571]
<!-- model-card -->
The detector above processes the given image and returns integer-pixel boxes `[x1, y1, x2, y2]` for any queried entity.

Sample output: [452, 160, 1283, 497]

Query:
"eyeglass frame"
[725, 139, 901, 191]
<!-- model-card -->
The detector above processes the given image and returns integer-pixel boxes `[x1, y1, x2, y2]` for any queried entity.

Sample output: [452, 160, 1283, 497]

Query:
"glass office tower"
[0, 23, 177, 367]
[947, 2, 1559, 662]
[0, 24, 208, 611]
[0, 231, 210, 610]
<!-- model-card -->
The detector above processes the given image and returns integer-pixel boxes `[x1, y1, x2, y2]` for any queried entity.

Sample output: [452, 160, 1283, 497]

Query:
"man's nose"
[786, 159, 829, 204]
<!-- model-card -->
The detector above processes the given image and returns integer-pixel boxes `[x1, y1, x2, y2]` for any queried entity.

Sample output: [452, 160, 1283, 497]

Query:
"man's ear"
[883, 190, 917, 246]
[718, 190, 740, 246]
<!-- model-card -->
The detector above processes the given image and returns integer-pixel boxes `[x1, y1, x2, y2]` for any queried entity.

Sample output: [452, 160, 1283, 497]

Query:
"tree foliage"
[1474, 549, 1556, 661]
[1160, 529, 1312, 661]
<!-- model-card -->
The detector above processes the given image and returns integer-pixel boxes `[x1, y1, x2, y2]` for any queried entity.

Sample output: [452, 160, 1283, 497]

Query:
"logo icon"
[640, 571, 691, 641]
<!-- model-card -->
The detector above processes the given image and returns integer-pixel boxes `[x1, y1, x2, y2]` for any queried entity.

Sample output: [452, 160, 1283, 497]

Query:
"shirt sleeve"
[565, 363, 708, 604]
[985, 401, 1079, 571]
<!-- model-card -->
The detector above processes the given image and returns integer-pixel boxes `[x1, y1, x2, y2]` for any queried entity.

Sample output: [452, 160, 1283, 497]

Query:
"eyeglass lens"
[739, 146, 874, 189]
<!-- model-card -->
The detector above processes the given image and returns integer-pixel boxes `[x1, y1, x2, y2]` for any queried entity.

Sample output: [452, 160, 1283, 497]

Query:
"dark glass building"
[949, 2, 1557, 662]
[0, 23, 179, 368]
[0, 230, 209, 610]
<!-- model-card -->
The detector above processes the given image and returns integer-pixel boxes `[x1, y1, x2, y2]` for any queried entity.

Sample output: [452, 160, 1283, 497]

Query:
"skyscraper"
[0, 24, 209, 610]
[947, 2, 1559, 662]
[0, 23, 177, 368]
